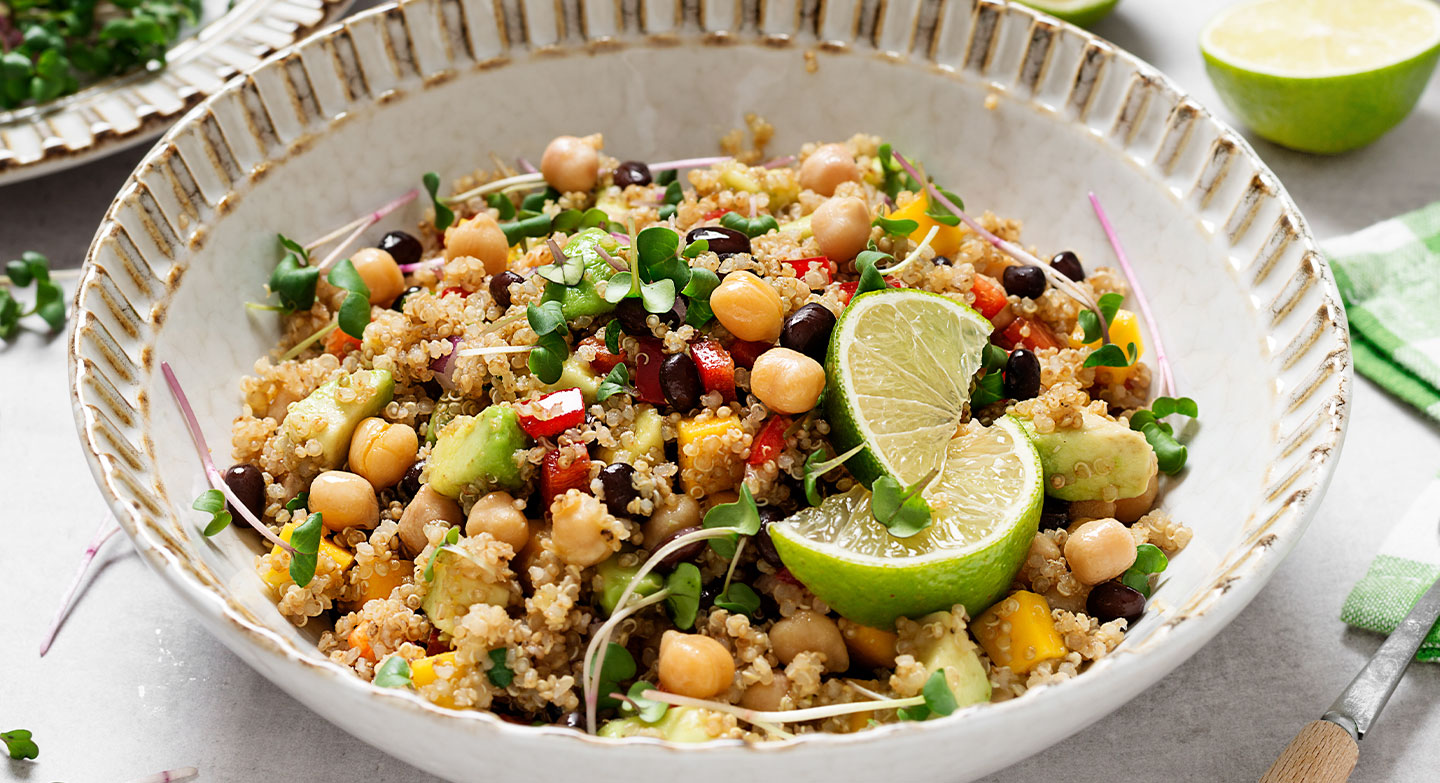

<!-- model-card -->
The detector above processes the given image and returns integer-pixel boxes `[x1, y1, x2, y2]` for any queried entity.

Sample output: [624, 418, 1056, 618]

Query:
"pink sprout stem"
[305, 189, 419, 254]
[596, 244, 628, 273]
[517, 157, 537, 174]
[1088, 192, 1176, 399]
[39, 514, 121, 656]
[608, 231, 631, 245]
[161, 362, 293, 553]
[398, 258, 445, 275]
[647, 155, 730, 172]
[125, 767, 199, 783]
[762, 154, 796, 169]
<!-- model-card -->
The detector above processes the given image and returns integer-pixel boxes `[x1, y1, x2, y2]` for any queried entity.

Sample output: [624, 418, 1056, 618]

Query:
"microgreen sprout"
[657, 181, 684, 220]
[647, 155, 730, 172]
[702, 484, 761, 558]
[596, 363, 632, 402]
[487, 191, 517, 220]
[327, 258, 373, 339]
[873, 215, 919, 239]
[287, 511, 324, 587]
[538, 238, 584, 286]
[665, 562, 702, 629]
[970, 343, 1010, 409]
[162, 362, 293, 555]
[1121, 543, 1169, 598]
[640, 669, 958, 727]
[852, 250, 892, 298]
[681, 267, 720, 327]
[487, 648, 514, 687]
[39, 514, 120, 656]
[592, 642, 638, 711]
[620, 681, 669, 722]
[714, 583, 761, 617]
[278, 319, 338, 362]
[802, 444, 863, 506]
[597, 244, 630, 274]
[720, 211, 778, 238]
[373, 655, 414, 688]
[604, 319, 623, 353]
[1129, 396, 1199, 475]
[2, 729, 38, 760]
[922, 188, 965, 227]
[423, 172, 456, 231]
[871, 466, 939, 538]
[1, 251, 65, 338]
[876, 143, 922, 200]
[605, 225, 686, 314]
[1089, 192, 1176, 399]
[192, 489, 232, 536]
[424, 526, 463, 582]
[258, 235, 319, 314]
[526, 301, 570, 384]
[874, 224, 940, 279]
[501, 213, 554, 246]
[1078, 292, 1124, 345]
[301, 189, 420, 253]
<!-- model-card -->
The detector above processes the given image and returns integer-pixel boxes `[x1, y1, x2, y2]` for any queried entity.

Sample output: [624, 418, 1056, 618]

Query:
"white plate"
[0, 0, 352, 185]
[69, 0, 1351, 780]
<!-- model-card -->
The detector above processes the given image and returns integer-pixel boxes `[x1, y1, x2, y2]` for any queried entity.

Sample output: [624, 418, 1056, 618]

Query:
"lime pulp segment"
[1201, 0, 1440, 78]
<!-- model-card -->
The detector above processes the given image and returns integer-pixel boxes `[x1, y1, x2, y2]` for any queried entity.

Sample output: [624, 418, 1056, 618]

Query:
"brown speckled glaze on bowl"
[69, 0, 1350, 780]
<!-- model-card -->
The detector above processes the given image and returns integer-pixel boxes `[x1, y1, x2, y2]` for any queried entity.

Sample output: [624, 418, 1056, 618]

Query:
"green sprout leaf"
[1079, 293, 1126, 344]
[537, 240, 585, 286]
[682, 238, 710, 259]
[662, 181, 683, 205]
[1120, 543, 1169, 598]
[802, 445, 862, 507]
[593, 642, 637, 710]
[637, 225, 680, 268]
[1129, 398, 1198, 475]
[551, 208, 610, 233]
[0, 290, 19, 340]
[522, 187, 560, 212]
[655, 169, 678, 186]
[873, 215, 919, 238]
[422, 172, 454, 231]
[702, 484, 761, 558]
[1082, 343, 1132, 368]
[714, 583, 761, 617]
[501, 213, 553, 246]
[267, 235, 320, 314]
[604, 319, 623, 352]
[970, 370, 1006, 409]
[853, 250, 893, 297]
[870, 468, 937, 538]
[1151, 396, 1199, 419]
[921, 669, 958, 717]
[923, 188, 965, 227]
[2, 729, 38, 760]
[720, 211, 779, 239]
[877, 144, 922, 200]
[328, 259, 373, 339]
[596, 363, 632, 402]
[622, 680, 669, 723]
[285, 492, 309, 512]
[639, 279, 676, 314]
[33, 280, 65, 331]
[424, 526, 462, 583]
[288, 511, 325, 587]
[1098, 292, 1123, 322]
[682, 267, 720, 300]
[666, 562, 702, 630]
[527, 300, 568, 337]
[373, 655, 413, 688]
[486, 192, 516, 220]
[487, 648, 514, 687]
[603, 272, 636, 304]
[192, 488, 232, 536]
[529, 332, 568, 384]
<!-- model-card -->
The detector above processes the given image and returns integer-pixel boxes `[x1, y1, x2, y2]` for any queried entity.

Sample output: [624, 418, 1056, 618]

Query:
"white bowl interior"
[74, 1, 1349, 781]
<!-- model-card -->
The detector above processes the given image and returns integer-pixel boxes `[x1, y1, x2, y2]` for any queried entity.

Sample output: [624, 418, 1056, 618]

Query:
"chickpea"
[750, 348, 826, 414]
[739, 674, 789, 711]
[398, 485, 463, 558]
[550, 491, 612, 567]
[444, 213, 509, 274]
[710, 271, 784, 342]
[349, 247, 406, 307]
[798, 143, 860, 197]
[309, 471, 380, 532]
[349, 418, 418, 490]
[811, 196, 871, 262]
[645, 494, 700, 545]
[838, 618, 898, 669]
[658, 630, 735, 699]
[1064, 518, 1138, 585]
[769, 610, 849, 672]
[466, 491, 531, 551]
[540, 135, 599, 194]
[1114, 473, 1159, 524]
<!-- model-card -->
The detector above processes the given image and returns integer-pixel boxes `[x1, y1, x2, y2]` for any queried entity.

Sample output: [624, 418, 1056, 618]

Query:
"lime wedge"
[770, 416, 1044, 627]
[1201, 0, 1440, 153]
[1016, 0, 1120, 28]
[824, 289, 993, 489]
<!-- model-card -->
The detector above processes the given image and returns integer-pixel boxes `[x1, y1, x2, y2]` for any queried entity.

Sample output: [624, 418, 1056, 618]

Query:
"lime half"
[824, 289, 993, 489]
[1016, 0, 1120, 28]
[1201, 0, 1440, 154]
[771, 416, 1044, 627]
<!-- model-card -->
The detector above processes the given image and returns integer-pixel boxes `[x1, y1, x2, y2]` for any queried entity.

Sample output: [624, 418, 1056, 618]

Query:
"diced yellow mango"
[259, 522, 354, 591]
[352, 560, 412, 607]
[972, 590, 1067, 675]
[410, 652, 460, 709]
[677, 414, 745, 495]
[840, 619, 898, 669]
[1071, 309, 1145, 383]
[888, 194, 964, 258]
[598, 405, 665, 465]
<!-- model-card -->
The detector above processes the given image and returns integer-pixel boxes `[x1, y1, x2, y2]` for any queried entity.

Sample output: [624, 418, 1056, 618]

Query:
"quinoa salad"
[173, 129, 1198, 741]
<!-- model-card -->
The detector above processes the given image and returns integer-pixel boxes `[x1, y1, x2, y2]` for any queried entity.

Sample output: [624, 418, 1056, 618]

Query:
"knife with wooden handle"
[1260, 573, 1440, 782]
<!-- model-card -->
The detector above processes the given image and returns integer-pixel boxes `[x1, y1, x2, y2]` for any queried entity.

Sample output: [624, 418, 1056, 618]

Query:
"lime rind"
[1016, 0, 1120, 29]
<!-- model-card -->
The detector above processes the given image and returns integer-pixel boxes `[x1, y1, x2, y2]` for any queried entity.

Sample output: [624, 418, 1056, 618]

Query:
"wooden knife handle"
[1260, 720, 1359, 783]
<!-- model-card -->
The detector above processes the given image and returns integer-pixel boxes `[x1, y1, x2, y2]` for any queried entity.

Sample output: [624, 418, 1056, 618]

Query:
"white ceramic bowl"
[70, 0, 1352, 780]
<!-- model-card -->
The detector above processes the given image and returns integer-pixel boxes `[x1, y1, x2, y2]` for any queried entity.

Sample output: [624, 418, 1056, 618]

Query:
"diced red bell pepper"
[425, 629, 450, 656]
[689, 339, 736, 401]
[729, 339, 772, 370]
[541, 448, 592, 508]
[747, 415, 792, 466]
[323, 328, 362, 356]
[580, 335, 626, 374]
[997, 316, 1063, 352]
[784, 257, 836, 288]
[516, 388, 586, 438]
[970, 274, 1008, 319]
[441, 286, 470, 298]
[631, 337, 666, 405]
[838, 278, 903, 305]
[703, 208, 733, 220]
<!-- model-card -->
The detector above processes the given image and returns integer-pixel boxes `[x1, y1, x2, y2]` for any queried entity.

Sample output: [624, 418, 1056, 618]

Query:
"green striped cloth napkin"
[1327, 201, 1440, 660]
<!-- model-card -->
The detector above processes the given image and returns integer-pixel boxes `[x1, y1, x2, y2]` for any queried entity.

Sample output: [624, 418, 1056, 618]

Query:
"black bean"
[780, 303, 837, 362]
[1050, 250, 1085, 282]
[1087, 581, 1146, 625]
[1003, 348, 1041, 401]
[1002, 265, 1047, 299]
[685, 226, 750, 256]
[613, 160, 653, 188]
[655, 526, 706, 570]
[754, 506, 788, 567]
[378, 231, 423, 267]
[598, 463, 639, 517]
[660, 352, 702, 411]
[393, 285, 424, 312]
[615, 298, 681, 335]
[488, 271, 522, 309]
[223, 464, 265, 521]
[932, 255, 953, 266]
[397, 462, 424, 504]
[1040, 499, 1070, 531]
[562, 711, 585, 730]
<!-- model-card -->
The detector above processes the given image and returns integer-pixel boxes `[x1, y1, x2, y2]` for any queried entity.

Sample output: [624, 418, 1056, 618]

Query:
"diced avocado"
[912, 610, 991, 709]
[546, 357, 601, 403]
[543, 228, 622, 319]
[1021, 411, 1157, 502]
[598, 706, 717, 742]
[428, 405, 529, 498]
[597, 556, 664, 615]
[598, 405, 665, 465]
[277, 369, 393, 469]
[778, 214, 812, 238]
[596, 192, 628, 223]
[421, 545, 511, 635]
